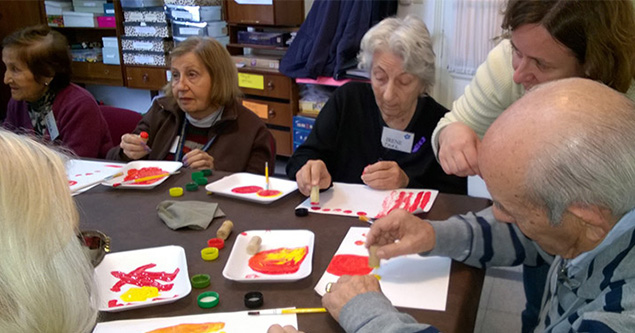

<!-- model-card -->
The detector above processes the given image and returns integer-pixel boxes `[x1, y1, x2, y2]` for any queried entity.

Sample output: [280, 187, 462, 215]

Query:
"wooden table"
[75, 169, 490, 332]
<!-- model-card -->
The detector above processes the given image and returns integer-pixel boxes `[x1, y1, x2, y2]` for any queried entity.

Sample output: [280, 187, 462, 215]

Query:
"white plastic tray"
[102, 160, 182, 189]
[94, 245, 191, 312]
[223, 230, 314, 282]
[205, 172, 298, 204]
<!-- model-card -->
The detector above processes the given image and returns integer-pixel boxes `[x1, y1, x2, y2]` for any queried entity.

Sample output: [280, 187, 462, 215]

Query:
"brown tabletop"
[76, 169, 490, 333]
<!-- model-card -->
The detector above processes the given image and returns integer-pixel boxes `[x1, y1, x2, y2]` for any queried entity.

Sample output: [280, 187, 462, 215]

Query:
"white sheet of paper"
[314, 227, 450, 311]
[93, 308, 297, 333]
[296, 182, 438, 219]
[66, 159, 125, 195]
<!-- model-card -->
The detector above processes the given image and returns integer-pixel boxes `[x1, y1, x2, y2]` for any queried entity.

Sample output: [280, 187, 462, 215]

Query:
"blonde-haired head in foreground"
[0, 129, 97, 332]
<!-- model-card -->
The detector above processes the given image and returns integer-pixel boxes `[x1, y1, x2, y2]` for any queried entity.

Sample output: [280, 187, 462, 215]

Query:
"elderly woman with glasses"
[0, 129, 97, 332]
[286, 16, 466, 196]
[108, 37, 275, 173]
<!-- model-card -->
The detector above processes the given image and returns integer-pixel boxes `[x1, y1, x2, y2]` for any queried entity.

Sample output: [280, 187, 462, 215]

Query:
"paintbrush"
[71, 171, 123, 194]
[248, 308, 327, 315]
[358, 215, 375, 225]
[112, 171, 180, 187]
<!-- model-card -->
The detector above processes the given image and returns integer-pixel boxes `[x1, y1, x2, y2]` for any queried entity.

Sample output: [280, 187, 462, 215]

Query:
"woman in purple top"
[2, 25, 112, 158]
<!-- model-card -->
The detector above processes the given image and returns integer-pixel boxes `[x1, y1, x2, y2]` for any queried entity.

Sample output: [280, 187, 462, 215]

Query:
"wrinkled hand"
[295, 159, 332, 196]
[267, 324, 304, 333]
[361, 161, 409, 190]
[322, 275, 382, 322]
[183, 149, 214, 170]
[120, 133, 150, 160]
[366, 209, 436, 259]
[437, 122, 481, 177]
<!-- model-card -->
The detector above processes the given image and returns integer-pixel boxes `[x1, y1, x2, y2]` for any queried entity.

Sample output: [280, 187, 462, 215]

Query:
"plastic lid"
[194, 177, 208, 185]
[244, 291, 263, 309]
[191, 274, 211, 289]
[201, 169, 212, 176]
[169, 187, 184, 197]
[201, 247, 219, 261]
[186, 182, 199, 191]
[197, 291, 220, 308]
[207, 238, 225, 250]
[191, 171, 205, 180]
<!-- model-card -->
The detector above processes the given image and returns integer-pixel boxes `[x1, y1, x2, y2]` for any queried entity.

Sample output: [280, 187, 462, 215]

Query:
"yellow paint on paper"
[120, 286, 159, 302]
[243, 100, 269, 119]
[238, 73, 264, 90]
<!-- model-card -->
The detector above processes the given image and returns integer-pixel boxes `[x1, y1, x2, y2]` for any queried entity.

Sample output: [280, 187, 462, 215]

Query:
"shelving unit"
[225, 0, 304, 157]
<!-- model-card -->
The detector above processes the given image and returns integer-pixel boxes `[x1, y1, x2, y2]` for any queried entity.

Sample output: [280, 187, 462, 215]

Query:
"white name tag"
[45, 111, 59, 141]
[169, 136, 180, 154]
[381, 126, 414, 153]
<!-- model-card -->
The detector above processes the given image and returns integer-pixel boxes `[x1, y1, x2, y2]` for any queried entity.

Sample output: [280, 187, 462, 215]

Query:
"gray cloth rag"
[157, 200, 225, 230]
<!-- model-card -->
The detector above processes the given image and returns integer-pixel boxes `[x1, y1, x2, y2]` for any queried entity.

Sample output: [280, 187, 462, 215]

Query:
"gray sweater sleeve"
[427, 207, 550, 268]
[339, 292, 438, 333]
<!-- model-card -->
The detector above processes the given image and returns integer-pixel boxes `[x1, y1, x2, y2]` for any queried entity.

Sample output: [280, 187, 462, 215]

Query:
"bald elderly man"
[268, 78, 635, 333]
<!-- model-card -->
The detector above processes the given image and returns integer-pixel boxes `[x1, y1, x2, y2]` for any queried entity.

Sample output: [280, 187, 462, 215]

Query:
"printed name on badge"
[45, 112, 60, 141]
[381, 127, 414, 153]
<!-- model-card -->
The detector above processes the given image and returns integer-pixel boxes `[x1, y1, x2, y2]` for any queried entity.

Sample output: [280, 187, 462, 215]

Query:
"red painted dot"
[85, 173, 93, 176]
[105, 164, 124, 168]
[310, 202, 318, 205]
[362, 233, 366, 237]
[334, 208, 342, 212]
[311, 207, 320, 210]
[357, 211, 367, 216]
[354, 240, 364, 245]
[343, 210, 352, 214]
[75, 174, 82, 177]
[322, 208, 331, 212]
[68, 180, 77, 186]
[241, 232, 247, 236]
[95, 170, 101, 173]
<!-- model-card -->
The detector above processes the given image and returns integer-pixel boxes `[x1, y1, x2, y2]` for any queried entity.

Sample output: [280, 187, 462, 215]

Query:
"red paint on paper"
[124, 167, 167, 185]
[311, 206, 320, 210]
[357, 211, 367, 216]
[375, 190, 431, 218]
[245, 274, 260, 279]
[248, 246, 308, 275]
[105, 164, 124, 168]
[354, 240, 364, 246]
[75, 174, 82, 177]
[146, 322, 225, 333]
[343, 210, 352, 214]
[69, 180, 77, 186]
[257, 189, 282, 197]
[334, 208, 342, 212]
[110, 263, 179, 292]
[108, 299, 124, 308]
[86, 173, 93, 176]
[326, 254, 373, 276]
[231, 185, 262, 194]
[322, 208, 331, 212]
[310, 202, 318, 205]
[241, 232, 247, 236]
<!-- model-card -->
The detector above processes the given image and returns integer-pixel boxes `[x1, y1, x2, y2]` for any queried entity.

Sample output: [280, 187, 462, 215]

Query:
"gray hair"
[358, 15, 435, 94]
[0, 129, 97, 332]
[525, 91, 635, 224]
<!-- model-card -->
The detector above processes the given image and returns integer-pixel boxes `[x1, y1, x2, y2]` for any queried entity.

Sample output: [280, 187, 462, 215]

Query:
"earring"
[44, 81, 49, 86]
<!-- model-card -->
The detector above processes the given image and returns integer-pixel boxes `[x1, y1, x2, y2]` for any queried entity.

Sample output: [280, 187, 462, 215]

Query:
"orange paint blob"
[326, 254, 373, 276]
[257, 189, 282, 197]
[354, 240, 364, 246]
[248, 246, 309, 275]
[124, 167, 167, 185]
[146, 322, 225, 333]
[231, 185, 262, 194]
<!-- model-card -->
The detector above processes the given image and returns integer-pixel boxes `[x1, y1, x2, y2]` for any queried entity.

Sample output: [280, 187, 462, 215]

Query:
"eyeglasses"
[77, 230, 110, 267]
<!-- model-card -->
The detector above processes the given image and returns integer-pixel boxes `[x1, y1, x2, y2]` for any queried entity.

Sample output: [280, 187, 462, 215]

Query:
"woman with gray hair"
[0, 129, 97, 332]
[286, 16, 466, 195]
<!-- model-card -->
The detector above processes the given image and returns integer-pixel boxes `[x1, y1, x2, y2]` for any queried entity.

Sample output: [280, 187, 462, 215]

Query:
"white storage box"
[123, 7, 167, 23]
[102, 47, 120, 65]
[101, 37, 119, 49]
[123, 51, 168, 66]
[72, 0, 107, 13]
[164, 0, 221, 6]
[172, 20, 226, 38]
[120, 0, 164, 8]
[121, 37, 173, 52]
[63, 11, 97, 27]
[124, 22, 170, 38]
[166, 5, 221, 22]
[45, 1, 73, 15]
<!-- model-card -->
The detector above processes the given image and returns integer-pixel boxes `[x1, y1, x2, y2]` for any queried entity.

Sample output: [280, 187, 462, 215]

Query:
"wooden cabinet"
[226, 0, 304, 26]
[125, 66, 168, 90]
[225, 0, 304, 156]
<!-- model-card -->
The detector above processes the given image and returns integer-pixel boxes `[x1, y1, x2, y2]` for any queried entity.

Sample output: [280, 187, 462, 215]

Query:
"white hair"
[525, 84, 635, 224]
[358, 15, 436, 94]
[0, 130, 97, 332]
